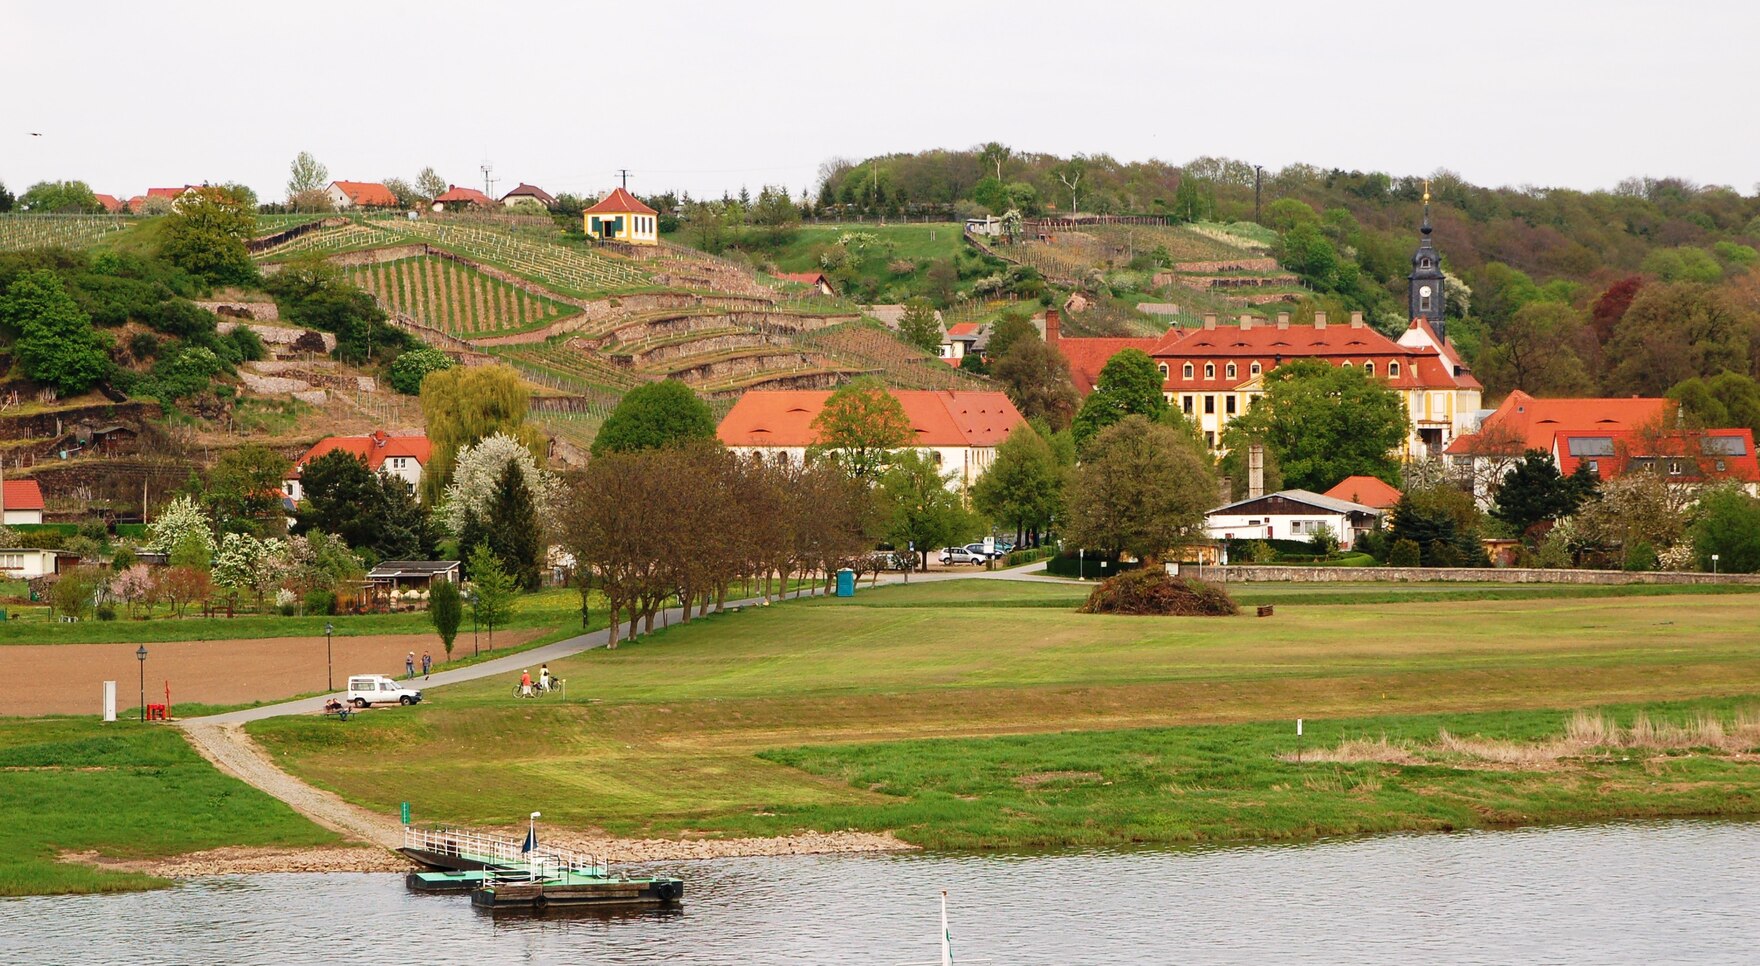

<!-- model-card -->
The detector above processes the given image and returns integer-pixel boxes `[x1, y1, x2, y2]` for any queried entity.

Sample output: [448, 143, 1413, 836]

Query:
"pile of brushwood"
[1079, 569, 1238, 616]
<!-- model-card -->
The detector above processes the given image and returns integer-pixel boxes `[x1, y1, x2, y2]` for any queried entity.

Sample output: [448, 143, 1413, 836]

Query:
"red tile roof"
[1, 479, 45, 511]
[146, 186, 196, 200]
[584, 187, 657, 216]
[330, 180, 399, 207]
[1554, 428, 1759, 482]
[1055, 336, 1160, 394]
[94, 194, 123, 213]
[1321, 475, 1402, 510]
[1445, 390, 1671, 456]
[288, 431, 431, 479]
[501, 183, 557, 206]
[945, 322, 983, 338]
[776, 271, 831, 288]
[433, 185, 493, 206]
[717, 389, 1024, 449]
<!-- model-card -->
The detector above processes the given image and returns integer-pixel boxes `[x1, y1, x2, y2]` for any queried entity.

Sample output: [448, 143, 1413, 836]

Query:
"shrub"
[1079, 569, 1238, 616]
[95, 603, 118, 621]
[303, 588, 337, 616]
[1003, 547, 1054, 567]
[1306, 524, 1339, 557]
[1624, 540, 1659, 572]
[1244, 540, 1277, 564]
[1387, 539, 1421, 567]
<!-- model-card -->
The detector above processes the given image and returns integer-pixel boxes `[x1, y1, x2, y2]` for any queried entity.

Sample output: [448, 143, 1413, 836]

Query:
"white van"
[346, 674, 423, 708]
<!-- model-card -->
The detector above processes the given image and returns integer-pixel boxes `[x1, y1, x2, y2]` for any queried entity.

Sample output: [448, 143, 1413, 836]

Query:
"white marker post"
[1296, 718, 1304, 763]
[102, 681, 116, 722]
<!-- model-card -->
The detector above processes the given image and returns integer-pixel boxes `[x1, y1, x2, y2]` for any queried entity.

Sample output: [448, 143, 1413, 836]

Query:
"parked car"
[939, 547, 988, 565]
[964, 542, 1005, 560]
[346, 674, 423, 709]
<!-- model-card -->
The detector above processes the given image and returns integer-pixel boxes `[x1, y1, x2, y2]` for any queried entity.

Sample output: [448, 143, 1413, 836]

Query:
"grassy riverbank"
[0, 719, 335, 896]
[248, 579, 1760, 847]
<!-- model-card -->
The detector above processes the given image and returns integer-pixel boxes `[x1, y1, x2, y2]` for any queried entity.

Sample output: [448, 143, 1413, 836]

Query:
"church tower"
[1409, 181, 1446, 341]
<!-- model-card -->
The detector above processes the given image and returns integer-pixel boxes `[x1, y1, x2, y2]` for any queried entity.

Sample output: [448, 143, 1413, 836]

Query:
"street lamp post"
[136, 646, 147, 723]
[468, 591, 478, 656]
[1712, 554, 1721, 576]
[325, 622, 334, 692]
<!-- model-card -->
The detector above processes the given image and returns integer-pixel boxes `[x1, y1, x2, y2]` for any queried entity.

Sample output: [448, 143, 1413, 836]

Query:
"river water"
[7, 821, 1760, 964]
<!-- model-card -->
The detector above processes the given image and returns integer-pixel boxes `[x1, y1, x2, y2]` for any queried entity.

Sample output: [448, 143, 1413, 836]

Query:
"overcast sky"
[6, 0, 1756, 203]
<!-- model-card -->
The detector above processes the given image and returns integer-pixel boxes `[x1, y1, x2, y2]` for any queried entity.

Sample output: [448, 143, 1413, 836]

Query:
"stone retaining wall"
[1212, 565, 1760, 586]
[1172, 258, 1280, 274]
[197, 301, 280, 321]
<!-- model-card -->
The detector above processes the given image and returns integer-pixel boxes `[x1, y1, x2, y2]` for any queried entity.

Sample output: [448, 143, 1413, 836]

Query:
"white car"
[939, 547, 988, 565]
[346, 674, 424, 708]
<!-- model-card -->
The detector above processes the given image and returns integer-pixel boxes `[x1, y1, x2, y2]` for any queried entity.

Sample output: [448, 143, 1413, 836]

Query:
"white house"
[717, 388, 1024, 491]
[0, 479, 46, 525]
[1204, 489, 1383, 544]
[284, 430, 431, 502]
[0, 548, 80, 579]
[327, 181, 399, 210]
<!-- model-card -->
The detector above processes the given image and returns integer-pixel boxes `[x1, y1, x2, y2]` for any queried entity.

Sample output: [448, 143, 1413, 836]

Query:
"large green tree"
[592, 380, 717, 455]
[1490, 450, 1597, 539]
[418, 364, 545, 503]
[387, 347, 456, 395]
[19, 180, 100, 213]
[1605, 283, 1753, 396]
[1063, 415, 1216, 563]
[294, 450, 436, 560]
[1388, 486, 1489, 567]
[1691, 486, 1760, 573]
[286, 151, 330, 197]
[428, 578, 463, 660]
[878, 451, 977, 571]
[465, 544, 518, 651]
[809, 377, 912, 479]
[158, 186, 258, 286]
[971, 424, 1062, 546]
[896, 298, 942, 353]
[205, 445, 292, 535]
[264, 258, 405, 365]
[993, 333, 1080, 431]
[1071, 348, 1166, 449]
[1669, 371, 1760, 435]
[471, 461, 543, 591]
[1222, 359, 1409, 492]
[0, 269, 110, 394]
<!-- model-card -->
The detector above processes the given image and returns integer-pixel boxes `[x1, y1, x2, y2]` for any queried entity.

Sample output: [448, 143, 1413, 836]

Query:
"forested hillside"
[813, 147, 1760, 415]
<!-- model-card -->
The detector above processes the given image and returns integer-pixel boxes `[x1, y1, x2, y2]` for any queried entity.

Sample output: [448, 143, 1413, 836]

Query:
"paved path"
[178, 566, 1072, 846]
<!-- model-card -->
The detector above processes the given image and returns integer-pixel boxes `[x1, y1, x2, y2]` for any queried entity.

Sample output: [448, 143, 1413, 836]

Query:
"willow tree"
[419, 365, 546, 504]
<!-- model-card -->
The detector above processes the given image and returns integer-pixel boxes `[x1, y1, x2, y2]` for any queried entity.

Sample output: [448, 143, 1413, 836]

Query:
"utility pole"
[480, 159, 496, 199]
[1253, 165, 1264, 224]
[617, 168, 631, 189]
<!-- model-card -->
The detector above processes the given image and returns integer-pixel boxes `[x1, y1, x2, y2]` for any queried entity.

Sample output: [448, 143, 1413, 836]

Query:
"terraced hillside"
[391, 219, 649, 295]
[254, 222, 407, 257]
[343, 255, 576, 339]
[0, 214, 134, 251]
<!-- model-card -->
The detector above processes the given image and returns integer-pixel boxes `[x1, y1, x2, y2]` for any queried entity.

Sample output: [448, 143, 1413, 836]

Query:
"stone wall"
[1211, 565, 1760, 586]
[197, 301, 281, 322]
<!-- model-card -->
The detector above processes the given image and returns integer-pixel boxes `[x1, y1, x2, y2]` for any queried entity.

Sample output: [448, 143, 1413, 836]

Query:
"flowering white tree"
[146, 496, 215, 563]
[439, 432, 557, 534]
[212, 533, 287, 608]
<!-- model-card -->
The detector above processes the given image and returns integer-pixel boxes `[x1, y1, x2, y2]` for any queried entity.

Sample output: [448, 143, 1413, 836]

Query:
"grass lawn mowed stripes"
[0, 719, 334, 896]
[249, 579, 1760, 848]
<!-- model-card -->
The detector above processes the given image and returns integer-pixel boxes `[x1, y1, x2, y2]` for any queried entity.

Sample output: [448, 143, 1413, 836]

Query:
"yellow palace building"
[583, 187, 659, 245]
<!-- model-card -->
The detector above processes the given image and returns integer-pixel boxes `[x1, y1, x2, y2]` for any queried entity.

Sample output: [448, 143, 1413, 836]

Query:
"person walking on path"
[421, 651, 432, 680]
[539, 664, 550, 692]
[520, 669, 533, 697]
[406, 652, 416, 680]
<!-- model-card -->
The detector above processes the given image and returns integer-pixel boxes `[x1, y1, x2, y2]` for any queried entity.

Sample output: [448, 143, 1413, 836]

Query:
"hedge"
[1045, 552, 1144, 580]
[1003, 547, 1055, 567]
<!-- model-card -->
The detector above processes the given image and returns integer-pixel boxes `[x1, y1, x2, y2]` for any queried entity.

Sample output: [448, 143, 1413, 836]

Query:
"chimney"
[1314, 311, 1327, 330]
[1276, 313, 1290, 330]
[1350, 311, 1364, 328]
[1239, 314, 1253, 331]
[1248, 443, 1265, 500]
[1203, 314, 1217, 330]
[1043, 309, 1060, 344]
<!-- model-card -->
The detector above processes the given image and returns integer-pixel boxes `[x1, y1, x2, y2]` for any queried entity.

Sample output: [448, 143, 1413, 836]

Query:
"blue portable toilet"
[835, 568, 855, 597]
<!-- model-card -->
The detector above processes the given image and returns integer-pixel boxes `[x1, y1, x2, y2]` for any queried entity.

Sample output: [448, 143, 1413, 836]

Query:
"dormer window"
[1363, 362, 1374, 376]
[1225, 363, 1237, 380]
[1204, 363, 1215, 379]
[1342, 361, 1353, 368]
[1158, 363, 1169, 379]
[1250, 362, 1262, 376]
[1388, 362, 1401, 377]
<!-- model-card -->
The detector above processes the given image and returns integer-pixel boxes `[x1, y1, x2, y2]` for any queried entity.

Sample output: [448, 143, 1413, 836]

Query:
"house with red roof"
[1047, 307, 1483, 458]
[1447, 389, 1758, 498]
[94, 194, 124, 214]
[0, 478, 46, 525]
[939, 322, 984, 366]
[717, 389, 1025, 490]
[776, 272, 836, 296]
[501, 183, 557, 210]
[126, 186, 201, 213]
[583, 187, 658, 246]
[327, 180, 400, 210]
[283, 430, 432, 502]
[431, 185, 494, 212]
[1322, 475, 1403, 511]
